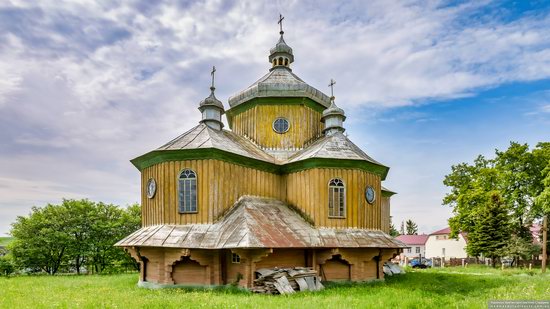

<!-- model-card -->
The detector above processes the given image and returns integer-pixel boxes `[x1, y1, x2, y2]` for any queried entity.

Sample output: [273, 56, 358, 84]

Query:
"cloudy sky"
[1, 0, 550, 235]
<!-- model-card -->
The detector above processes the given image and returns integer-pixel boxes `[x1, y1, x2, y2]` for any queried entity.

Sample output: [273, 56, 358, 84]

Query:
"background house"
[396, 234, 428, 259]
[424, 227, 468, 259]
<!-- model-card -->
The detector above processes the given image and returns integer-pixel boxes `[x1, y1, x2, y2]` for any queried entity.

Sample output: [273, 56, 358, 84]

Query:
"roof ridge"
[158, 124, 202, 149]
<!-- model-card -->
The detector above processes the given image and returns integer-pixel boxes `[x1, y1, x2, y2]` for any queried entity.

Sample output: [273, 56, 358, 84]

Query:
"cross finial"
[278, 14, 285, 34]
[210, 66, 216, 91]
[328, 79, 336, 98]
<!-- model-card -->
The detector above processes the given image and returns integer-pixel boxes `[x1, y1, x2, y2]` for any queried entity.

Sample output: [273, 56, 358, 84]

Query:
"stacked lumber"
[251, 267, 324, 294]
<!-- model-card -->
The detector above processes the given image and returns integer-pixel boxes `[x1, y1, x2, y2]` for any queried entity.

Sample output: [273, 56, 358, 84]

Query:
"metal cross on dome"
[210, 66, 216, 89]
[328, 79, 336, 97]
[278, 14, 284, 33]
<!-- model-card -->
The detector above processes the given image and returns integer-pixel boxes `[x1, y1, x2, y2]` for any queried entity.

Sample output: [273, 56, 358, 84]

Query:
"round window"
[365, 186, 375, 204]
[147, 178, 157, 199]
[272, 118, 290, 134]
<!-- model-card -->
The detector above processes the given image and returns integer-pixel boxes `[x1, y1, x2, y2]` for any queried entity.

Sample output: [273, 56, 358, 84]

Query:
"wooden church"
[117, 19, 405, 288]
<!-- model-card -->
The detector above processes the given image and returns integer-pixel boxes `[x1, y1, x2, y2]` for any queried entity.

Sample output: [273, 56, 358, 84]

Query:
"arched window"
[328, 178, 345, 218]
[178, 169, 197, 213]
[284, 58, 289, 66]
[278, 57, 283, 65]
[272, 59, 277, 66]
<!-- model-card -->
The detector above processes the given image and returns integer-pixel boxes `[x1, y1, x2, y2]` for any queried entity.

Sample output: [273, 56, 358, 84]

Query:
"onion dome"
[198, 66, 225, 130]
[321, 96, 346, 135]
[269, 15, 294, 69]
[269, 33, 294, 68]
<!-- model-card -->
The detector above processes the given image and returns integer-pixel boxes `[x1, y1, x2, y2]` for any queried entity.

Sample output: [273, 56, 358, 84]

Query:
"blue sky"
[0, 0, 549, 235]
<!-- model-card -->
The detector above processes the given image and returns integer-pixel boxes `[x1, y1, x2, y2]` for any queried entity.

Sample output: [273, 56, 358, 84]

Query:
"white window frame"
[272, 117, 290, 134]
[328, 178, 346, 218]
[232, 253, 241, 264]
[178, 169, 198, 213]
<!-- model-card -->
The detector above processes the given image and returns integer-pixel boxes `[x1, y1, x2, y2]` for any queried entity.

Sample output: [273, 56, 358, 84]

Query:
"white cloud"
[1, 0, 550, 233]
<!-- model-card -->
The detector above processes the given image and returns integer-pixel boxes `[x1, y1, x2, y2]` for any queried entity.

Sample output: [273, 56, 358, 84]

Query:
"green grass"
[0, 266, 548, 308]
[0, 237, 13, 247]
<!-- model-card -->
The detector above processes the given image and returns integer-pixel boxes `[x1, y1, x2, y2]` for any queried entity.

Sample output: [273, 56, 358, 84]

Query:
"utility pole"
[542, 215, 547, 273]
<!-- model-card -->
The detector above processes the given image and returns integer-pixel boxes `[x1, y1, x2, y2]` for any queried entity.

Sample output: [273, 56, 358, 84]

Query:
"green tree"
[405, 219, 418, 235]
[495, 142, 545, 240]
[443, 142, 550, 263]
[389, 216, 399, 237]
[466, 193, 511, 266]
[62, 199, 96, 274]
[9, 200, 141, 275]
[87, 202, 140, 273]
[499, 234, 539, 266]
[443, 155, 499, 238]
[0, 254, 15, 276]
[10, 204, 71, 274]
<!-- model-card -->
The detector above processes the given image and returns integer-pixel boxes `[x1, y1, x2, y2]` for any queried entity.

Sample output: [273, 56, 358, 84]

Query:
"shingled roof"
[116, 196, 406, 249]
[228, 67, 331, 108]
[143, 123, 276, 163]
[286, 132, 385, 166]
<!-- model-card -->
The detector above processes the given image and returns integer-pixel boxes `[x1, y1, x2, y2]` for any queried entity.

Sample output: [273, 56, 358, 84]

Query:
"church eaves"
[116, 195, 406, 249]
[131, 125, 390, 180]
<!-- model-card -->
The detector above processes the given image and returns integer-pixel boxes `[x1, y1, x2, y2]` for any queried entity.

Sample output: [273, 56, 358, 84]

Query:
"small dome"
[322, 97, 346, 120]
[270, 35, 293, 55]
[269, 32, 294, 66]
[199, 87, 225, 111]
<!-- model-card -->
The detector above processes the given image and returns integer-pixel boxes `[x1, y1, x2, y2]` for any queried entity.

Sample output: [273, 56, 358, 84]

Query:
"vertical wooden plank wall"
[141, 160, 283, 226]
[231, 105, 322, 149]
[380, 196, 391, 234]
[285, 168, 382, 229]
[142, 162, 385, 230]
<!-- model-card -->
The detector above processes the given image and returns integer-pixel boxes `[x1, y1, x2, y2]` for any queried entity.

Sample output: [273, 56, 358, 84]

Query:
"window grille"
[328, 178, 345, 218]
[178, 169, 197, 213]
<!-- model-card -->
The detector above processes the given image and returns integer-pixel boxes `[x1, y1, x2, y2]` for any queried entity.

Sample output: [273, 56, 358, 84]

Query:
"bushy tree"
[443, 142, 550, 263]
[10, 204, 72, 274]
[0, 254, 15, 276]
[499, 235, 539, 266]
[9, 199, 141, 275]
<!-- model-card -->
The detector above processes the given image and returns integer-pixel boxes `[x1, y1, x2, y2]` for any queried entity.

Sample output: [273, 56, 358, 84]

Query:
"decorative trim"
[131, 149, 390, 180]
[131, 149, 280, 174]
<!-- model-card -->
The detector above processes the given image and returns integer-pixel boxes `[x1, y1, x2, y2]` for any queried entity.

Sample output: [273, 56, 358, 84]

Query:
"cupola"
[198, 66, 225, 130]
[321, 79, 346, 135]
[269, 14, 294, 69]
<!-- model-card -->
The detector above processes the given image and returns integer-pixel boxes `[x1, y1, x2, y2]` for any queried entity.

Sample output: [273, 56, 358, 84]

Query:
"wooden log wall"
[380, 196, 391, 234]
[231, 104, 323, 150]
[285, 168, 382, 229]
[142, 160, 388, 230]
[141, 160, 285, 226]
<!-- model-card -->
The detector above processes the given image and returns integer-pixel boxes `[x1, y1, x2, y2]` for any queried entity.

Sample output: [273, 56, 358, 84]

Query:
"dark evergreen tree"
[389, 216, 400, 237]
[405, 219, 418, 235]
[467, 193, 511, 266]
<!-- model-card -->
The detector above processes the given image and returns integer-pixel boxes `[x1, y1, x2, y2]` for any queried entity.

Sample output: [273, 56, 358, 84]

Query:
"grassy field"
[0, 266, 548, 308]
